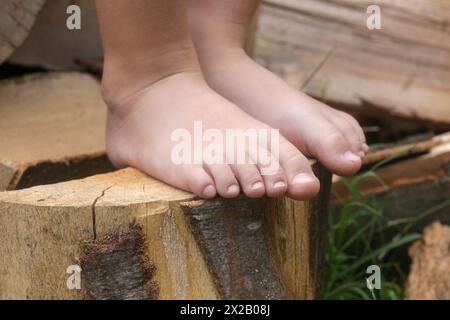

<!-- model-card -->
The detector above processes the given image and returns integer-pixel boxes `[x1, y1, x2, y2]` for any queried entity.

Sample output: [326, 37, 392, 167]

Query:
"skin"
[95, 0, 365, 200]
[188, 0, 368, 176]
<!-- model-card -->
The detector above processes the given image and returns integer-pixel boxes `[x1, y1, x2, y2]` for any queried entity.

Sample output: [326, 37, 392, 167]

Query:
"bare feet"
[102, 70, 320, 200]
[189, 0, 368, 177]
[96, 0, 321, 200]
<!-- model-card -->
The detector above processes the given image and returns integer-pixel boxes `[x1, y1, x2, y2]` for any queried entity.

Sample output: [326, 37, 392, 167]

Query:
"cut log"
[8, 0, 103, 70]
[256, 0, 450, 127]
[0, 0, 46, 64]
[0, 72, 113, 191]
[406, 221, 450, 300]
[0, 166, 331, 300]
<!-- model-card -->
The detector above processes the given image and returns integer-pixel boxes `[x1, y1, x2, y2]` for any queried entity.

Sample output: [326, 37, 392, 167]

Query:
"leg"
[188, 0, 368, 176]
[96, 0, 319, 200]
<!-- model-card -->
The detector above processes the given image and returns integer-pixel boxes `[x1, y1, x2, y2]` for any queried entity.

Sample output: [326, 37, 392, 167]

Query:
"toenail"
[251, 181, 264, 190]
[227, 184, 240, 194]
[203, 185, 216, 198]
[273, 181, 287, 189]
[343, 151, 361, 162]
[292, 173, 318, 185]
[358, 151, 366, 158]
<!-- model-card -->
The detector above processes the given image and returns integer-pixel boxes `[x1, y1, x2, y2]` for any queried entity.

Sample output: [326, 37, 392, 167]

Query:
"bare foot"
[96, 0, 320, 200]
[102, 71, 320, 200]
[189, 1, 367, 177]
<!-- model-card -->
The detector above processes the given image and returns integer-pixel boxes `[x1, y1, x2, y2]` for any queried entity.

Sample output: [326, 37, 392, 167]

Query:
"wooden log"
[256, 0, 450, 128]
[8, 0, 103, 70]
[0, 72, 113, 191]
[406, 221, 450, 300]
[334, 132, 450, 196]
[0, 0, 46, 65]
[362, 132, 450, 166]
[0, 166, 331, 300]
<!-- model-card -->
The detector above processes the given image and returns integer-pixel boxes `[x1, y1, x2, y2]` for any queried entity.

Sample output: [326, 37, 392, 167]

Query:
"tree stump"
[0, 72, 113, 191]
[0, 166, 331, 300]
[0, 0, 46, 64]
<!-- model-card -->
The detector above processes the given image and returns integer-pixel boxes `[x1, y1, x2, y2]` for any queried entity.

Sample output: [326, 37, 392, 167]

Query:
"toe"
[182, 165, 217, 199]
[252, 146, 287, 197]
[278, 138, 320, 200]
[262, 173, 288, 198]
[205, 164, 240, 198]
[334, 110, 367, 154]
[230, 163, 265, 198]
[306, 125, 362, 176]
[327, 111, 364, 156]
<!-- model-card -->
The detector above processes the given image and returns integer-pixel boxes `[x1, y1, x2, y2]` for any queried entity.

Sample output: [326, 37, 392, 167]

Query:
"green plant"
[324, 154, 450, 300]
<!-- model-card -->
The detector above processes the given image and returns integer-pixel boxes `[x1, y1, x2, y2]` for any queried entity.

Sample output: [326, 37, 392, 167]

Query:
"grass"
[324, 154, 450, 300]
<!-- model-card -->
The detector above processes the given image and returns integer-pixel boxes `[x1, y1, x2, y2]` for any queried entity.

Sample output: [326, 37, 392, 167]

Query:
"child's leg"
[188, 0, 367, 176]
[95, 0, 320, 200]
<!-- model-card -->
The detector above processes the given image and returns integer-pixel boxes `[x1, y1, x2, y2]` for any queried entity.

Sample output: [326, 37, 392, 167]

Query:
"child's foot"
[194, 48, 367, 176]
[189, 2, 367, 176]
[102, 70, 320, 200]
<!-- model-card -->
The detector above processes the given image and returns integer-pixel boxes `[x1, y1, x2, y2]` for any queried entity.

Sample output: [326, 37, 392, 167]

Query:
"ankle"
[101, 46, 201, 111]
[195, 45, 250, 79]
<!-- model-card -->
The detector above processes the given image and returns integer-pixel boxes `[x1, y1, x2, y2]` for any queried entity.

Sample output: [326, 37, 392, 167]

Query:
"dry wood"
[0, 166, 331, 300]
[256, 0, 450, 127]
[362, 132, 450, 166]
[0, 72, 112, 191]
[406, 221, 450, 300]
[0, 0, 46, 64]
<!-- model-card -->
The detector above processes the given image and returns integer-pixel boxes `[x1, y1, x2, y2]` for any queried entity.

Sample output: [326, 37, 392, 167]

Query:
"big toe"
[307, 129, 362, 177]
[278, 139, 320, 200]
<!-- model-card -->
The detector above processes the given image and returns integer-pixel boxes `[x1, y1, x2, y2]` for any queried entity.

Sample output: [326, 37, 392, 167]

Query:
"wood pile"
[1, 0, 449, 300]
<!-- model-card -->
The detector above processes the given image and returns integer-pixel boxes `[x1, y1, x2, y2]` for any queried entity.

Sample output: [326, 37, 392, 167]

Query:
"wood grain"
[0, 166, 331, 300]
[406, 221, 450, 300]
[256, 0, 450, 126]
[0, 0, 46, 64]
[0, 72, 113, 190]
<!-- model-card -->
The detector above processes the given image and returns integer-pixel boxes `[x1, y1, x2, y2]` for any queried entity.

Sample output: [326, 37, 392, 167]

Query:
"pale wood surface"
[256, 0, 450, 126]
[0, 0, 46, 64]
[406, 221, 450, 300]
[264, 164, 330, 299]
[362, 132, 450, 166]
[0, 72, 109, 190]
[0, 167, 331, 300]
